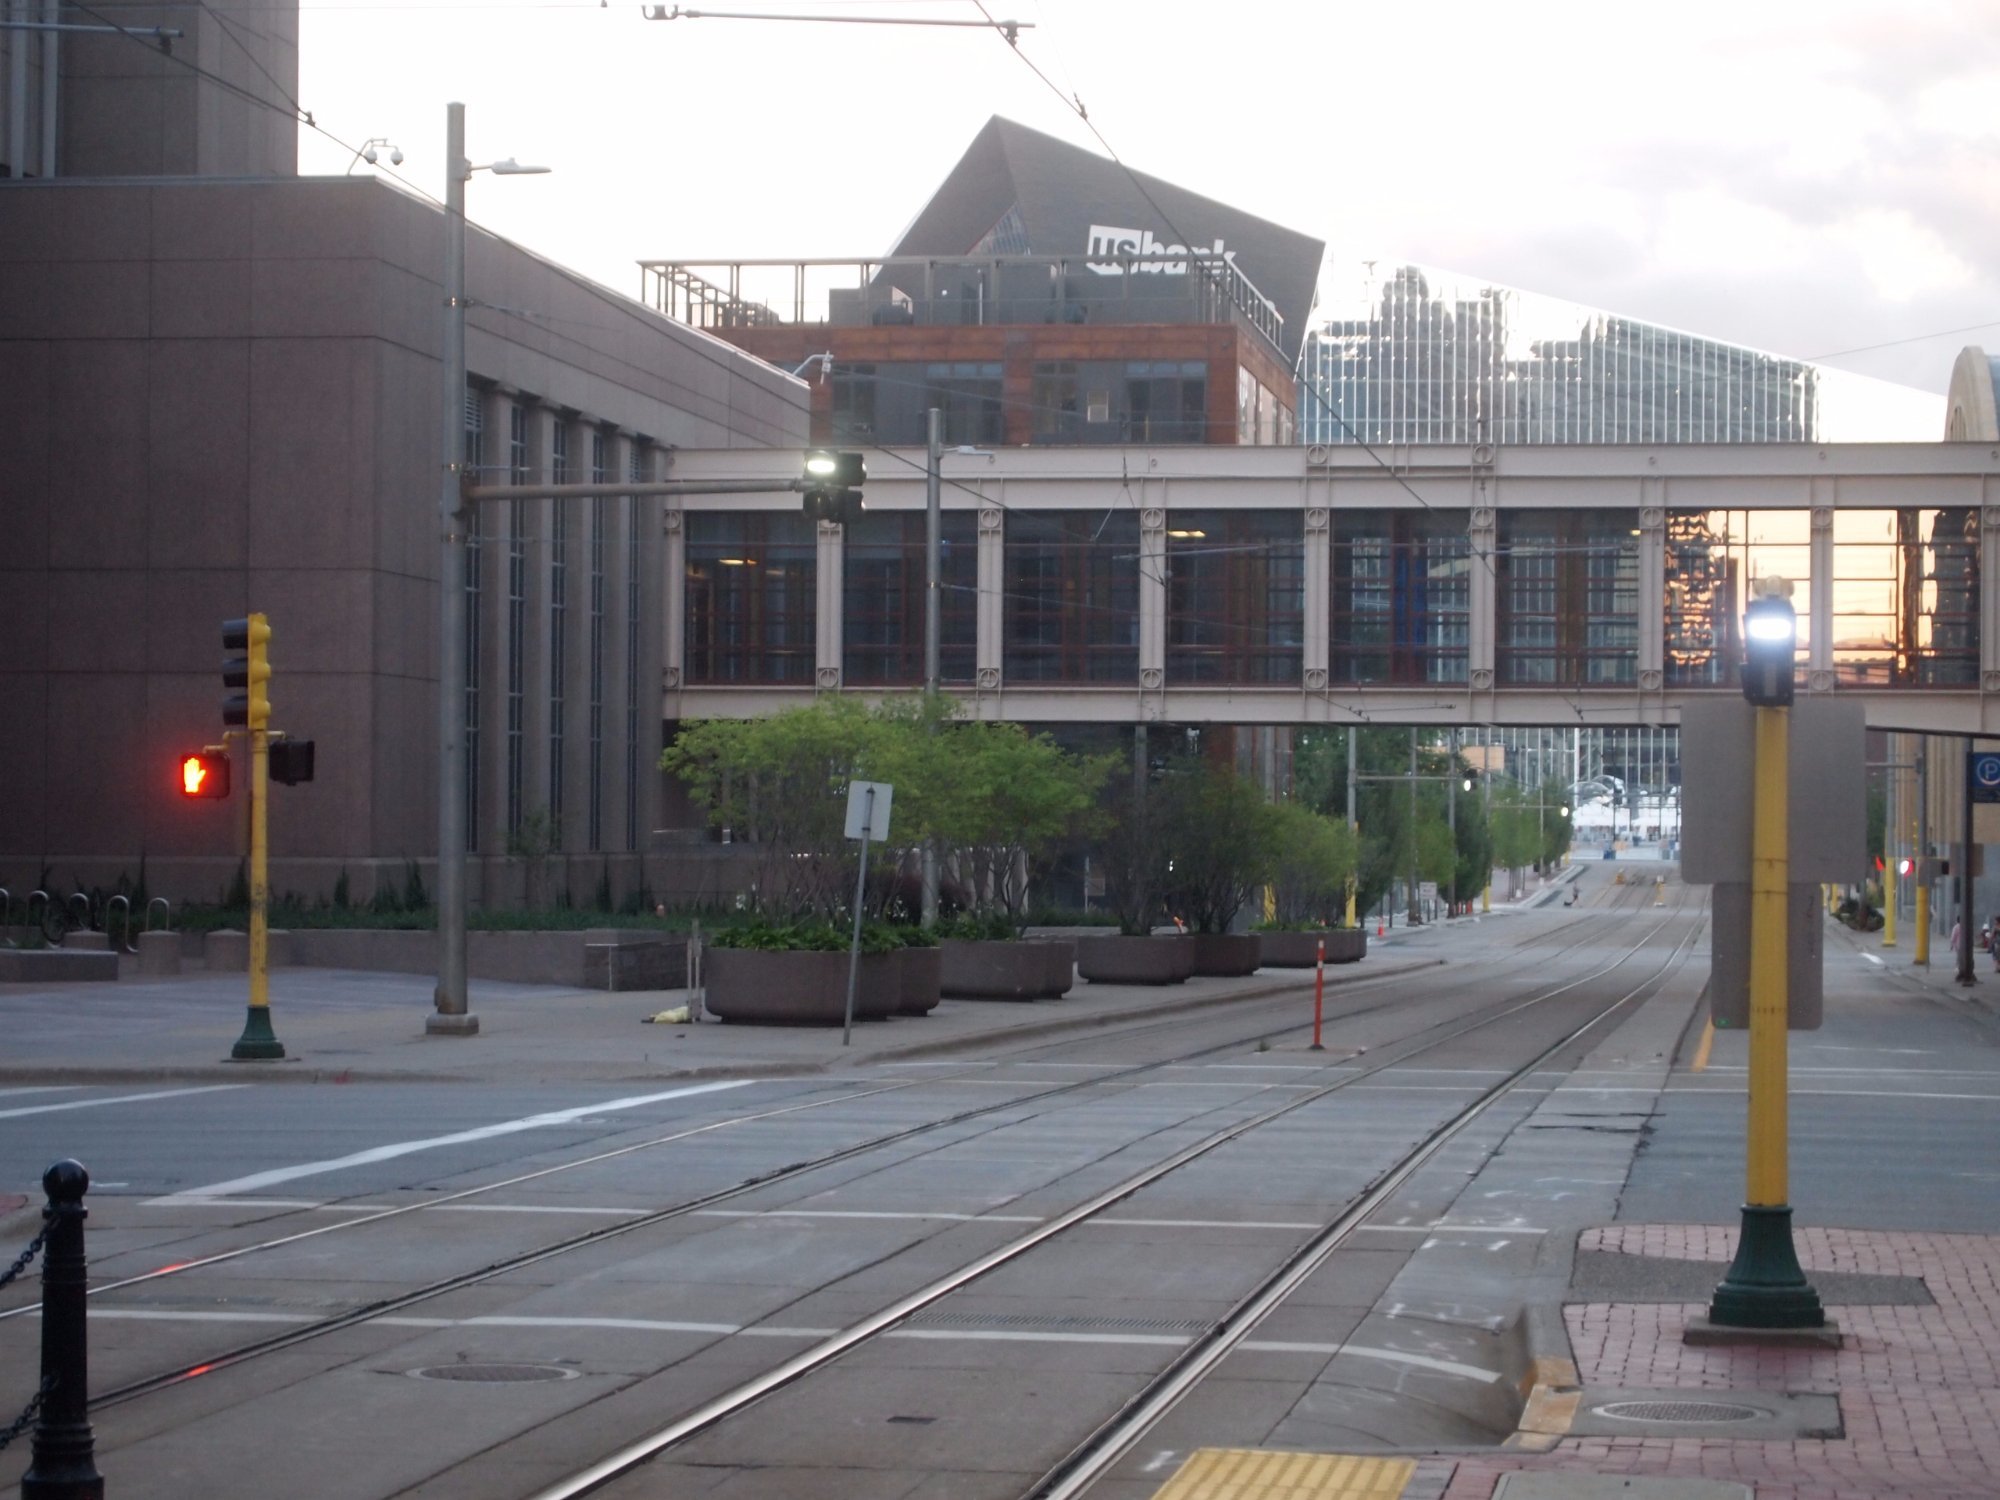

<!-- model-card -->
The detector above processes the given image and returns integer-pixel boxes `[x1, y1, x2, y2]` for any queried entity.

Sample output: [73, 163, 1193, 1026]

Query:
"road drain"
[408, 1363, 579, 1384]
[1595, 1399, 1762, 1423]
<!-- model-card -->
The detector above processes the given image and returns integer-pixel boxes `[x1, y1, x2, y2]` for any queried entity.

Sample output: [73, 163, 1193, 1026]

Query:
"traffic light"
[269, 739, 316, 786]
[801, 449, 865, 526]
[1741, 587, 1796, 708]
[223, 614, 271, 728]
[179, 750, 230, 799]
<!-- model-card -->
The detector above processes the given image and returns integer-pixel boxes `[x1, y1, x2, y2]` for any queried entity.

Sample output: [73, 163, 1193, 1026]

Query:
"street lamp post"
[433, 101, 548, 1036]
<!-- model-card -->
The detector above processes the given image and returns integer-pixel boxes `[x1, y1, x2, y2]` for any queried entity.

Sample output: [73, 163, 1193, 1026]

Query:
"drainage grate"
[905, 1310, 1209, 1335]
[408, 1363, 578, 1384]
[1594, 1399, 1763, 1424]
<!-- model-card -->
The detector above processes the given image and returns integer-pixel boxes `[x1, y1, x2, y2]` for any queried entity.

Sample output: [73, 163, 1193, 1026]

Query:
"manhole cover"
[408, 1363, 578, 1384]
[1595, 1399, 1762, 1423]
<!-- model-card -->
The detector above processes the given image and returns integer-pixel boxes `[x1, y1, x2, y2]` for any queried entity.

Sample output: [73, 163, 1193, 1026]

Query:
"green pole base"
[230, 1005, 286, 1061]
[1707, 1203, 1825, 1329]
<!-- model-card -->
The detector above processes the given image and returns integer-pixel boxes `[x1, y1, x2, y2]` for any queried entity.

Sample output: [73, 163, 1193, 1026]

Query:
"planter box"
[1258, 929, 1368, 967]
[704, 948, 898, 1026]
[1075, 934, 1194, 986]
[940, 938, 1049, 1001]
[1190, 932, 1262, 977]
[898, 946, 941, 1016]
[1038, 940, 1076, 998]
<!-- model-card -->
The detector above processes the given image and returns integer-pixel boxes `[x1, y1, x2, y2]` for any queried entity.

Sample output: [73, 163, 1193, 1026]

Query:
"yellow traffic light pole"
[1702, 583, 1825, 1334]
[230, 613, 284, 1061]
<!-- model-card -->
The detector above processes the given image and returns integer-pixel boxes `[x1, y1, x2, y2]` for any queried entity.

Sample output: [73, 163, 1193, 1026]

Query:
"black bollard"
[20, 1160, 102, 1500]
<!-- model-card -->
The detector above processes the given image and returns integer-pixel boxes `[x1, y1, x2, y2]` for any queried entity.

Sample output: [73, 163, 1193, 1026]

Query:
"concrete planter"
[1075, 934, 1195, 985]
[940, 939, 1059, 1001]
[898, 946, 942, 1016]
[1038, 940, 1076, 998]
[1189, 932, 1262, 977]
[704, 947, 898, 1025]
[1258, 929, 1368, 967]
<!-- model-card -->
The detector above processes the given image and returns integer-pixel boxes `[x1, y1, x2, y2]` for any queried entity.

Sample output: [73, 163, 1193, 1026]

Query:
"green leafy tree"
[1158, 759, 1281, 934]
[1266, 800, 1359, 929]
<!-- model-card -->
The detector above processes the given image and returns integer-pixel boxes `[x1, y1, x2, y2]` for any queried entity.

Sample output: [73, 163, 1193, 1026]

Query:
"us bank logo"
[1086, 223, 1235, 276]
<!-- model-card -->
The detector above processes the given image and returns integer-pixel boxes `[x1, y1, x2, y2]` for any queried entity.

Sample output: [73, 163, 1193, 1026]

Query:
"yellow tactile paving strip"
[1149, 1448, 1415, 1499]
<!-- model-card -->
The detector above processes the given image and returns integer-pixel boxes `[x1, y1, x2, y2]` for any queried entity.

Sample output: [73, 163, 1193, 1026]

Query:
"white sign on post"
[845, 780, 893, 842]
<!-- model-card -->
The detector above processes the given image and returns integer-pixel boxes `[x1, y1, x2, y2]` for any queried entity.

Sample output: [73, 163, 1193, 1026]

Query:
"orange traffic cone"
[1376, 918, 1385, 937]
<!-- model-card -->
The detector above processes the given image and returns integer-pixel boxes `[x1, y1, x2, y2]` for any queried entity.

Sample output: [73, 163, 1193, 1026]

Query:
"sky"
[292, 0, 2000, 438]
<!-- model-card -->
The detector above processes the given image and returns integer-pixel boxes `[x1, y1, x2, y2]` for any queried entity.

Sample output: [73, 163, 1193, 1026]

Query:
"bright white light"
[804, 453, 838, 476]
[1746, 612, 1796, 642]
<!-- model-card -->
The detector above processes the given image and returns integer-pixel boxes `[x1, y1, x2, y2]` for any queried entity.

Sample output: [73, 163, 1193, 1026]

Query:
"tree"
[1158, 759, 1281, 934]
[1266, 800, 1358, 929]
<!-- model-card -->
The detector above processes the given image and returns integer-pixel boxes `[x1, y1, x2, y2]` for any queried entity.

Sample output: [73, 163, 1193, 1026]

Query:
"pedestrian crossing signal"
[179, 750, 230, 799]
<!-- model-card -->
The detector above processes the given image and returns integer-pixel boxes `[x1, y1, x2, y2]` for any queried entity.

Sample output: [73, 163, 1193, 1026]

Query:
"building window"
[549, 422, 568, 830]
[505, 403, 529, 838]
[686, 512, 818, 684]
[1329, 510, 1470, 685]
[1497, 511, 1639, 686]
[831, 363, 876, 443]
[463, 389, 483, 850]
[1167, 510, 1303, 683]
[843, 510, 977, 685]
[924, 362, 1004, 445]
[588, 434, 608, 852]
[1003, 510, 1140, 684]
[1126, 361, 1207, 443]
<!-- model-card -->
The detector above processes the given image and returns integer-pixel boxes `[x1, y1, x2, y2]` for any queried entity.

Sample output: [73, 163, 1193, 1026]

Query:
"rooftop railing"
[638, 253, 1287, 355]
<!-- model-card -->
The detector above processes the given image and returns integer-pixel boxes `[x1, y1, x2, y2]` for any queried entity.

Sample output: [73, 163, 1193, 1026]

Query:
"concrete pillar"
[1303, 504, 1329, 687]
[1139, 505, 1166, 693]
[594, 432, 634, 867]
[1981, 504, 2000, 696]
[518, 404, 555, 844]
[629, 450, 664, 855]
[1638, 497, 1666, 690]
[475, 386, 512, 860]
[976, 505, 1005, 702]
[1808, 501, 1834, 692]
[553, 416, 590, 857]
[1468, 501, 1497, 688]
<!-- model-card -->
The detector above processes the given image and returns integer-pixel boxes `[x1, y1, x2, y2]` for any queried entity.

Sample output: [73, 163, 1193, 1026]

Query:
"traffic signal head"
[223, 614, 272, 728]
[1741, 585, 1797, 708]
[269, 738, 316, 786]
[179, 750, 230, 799]
[801, 449, 865, 526]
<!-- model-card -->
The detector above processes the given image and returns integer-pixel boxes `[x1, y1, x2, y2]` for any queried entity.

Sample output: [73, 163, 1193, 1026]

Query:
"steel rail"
[522, 900, 1698, 1500]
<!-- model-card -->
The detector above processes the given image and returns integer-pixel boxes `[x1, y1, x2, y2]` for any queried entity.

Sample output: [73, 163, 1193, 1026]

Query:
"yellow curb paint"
[1692, 1019, 1716, 1073]
[1513, 1355, 1582, 1439]
[1149, 1448, 1415, 1499]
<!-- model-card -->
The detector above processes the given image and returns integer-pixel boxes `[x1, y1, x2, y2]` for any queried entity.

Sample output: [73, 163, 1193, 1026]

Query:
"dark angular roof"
[888, 116, 1324, 362]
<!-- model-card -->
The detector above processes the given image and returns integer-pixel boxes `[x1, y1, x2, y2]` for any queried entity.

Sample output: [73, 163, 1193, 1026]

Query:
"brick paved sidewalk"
[1443, 1223, 2000, 1499]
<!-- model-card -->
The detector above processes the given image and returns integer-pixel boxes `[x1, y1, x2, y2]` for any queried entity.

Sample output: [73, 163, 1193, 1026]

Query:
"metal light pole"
[432, 102, 548, 1036]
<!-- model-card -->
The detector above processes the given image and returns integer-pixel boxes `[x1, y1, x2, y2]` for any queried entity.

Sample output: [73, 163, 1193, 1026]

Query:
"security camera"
[363, 145, 378, 164]
[389, 147, 404, 166]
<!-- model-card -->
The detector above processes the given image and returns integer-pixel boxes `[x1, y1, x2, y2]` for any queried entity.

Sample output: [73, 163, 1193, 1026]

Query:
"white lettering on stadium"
[1086, 223, 1235, 277]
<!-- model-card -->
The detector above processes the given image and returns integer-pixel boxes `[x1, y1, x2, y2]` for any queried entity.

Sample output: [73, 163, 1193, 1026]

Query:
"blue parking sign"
[1969, 752, 2000, 804]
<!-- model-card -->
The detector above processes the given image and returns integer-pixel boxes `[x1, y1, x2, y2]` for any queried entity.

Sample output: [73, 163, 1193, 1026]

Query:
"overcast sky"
[296, 0, 1999, 436]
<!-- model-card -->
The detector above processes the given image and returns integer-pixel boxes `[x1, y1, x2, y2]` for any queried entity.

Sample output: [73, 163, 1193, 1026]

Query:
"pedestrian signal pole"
[1705, 579, 1824, 1332]
[225, 613, 285, 1061]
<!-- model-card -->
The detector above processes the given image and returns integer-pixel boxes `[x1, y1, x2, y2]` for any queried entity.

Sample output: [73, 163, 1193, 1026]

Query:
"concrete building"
[0, 18, 807, 908]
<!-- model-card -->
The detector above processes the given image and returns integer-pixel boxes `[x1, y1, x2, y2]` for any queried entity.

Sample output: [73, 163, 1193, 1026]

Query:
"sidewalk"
[0, 953, 1440, 1087]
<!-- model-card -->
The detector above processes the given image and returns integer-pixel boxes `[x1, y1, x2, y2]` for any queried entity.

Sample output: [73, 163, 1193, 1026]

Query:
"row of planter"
[702, 929, 1366, 1025]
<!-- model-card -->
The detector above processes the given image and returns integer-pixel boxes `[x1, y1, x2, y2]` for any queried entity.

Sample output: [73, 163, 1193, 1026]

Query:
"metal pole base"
[1706, 1204, 1825, 1329]
[425, 1011, 480, 1036]
[229, 1005, 286, 1060]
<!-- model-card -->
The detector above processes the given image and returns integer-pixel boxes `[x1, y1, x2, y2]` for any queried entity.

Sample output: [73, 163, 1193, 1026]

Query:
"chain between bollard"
[1, 1224, 49, 1290]
[0, 1377, 54, 1453]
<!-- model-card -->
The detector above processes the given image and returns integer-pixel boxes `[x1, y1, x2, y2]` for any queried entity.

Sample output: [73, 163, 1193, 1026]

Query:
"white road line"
[892, 1328, 1190, 1347]
[468, 1315, 739, 1335]
[1088, 1218, 1318, 1231]
[1238, 1341, 1502, 1382]
[0, 1087, 79, 1100]
[0, 1085, 245, 1121]
[1662, 1086, 2000, 1102]
[1863, 952, 1885, 966]
[155, 1081, 756, 1201]
[694, 1209, 1045, 1223]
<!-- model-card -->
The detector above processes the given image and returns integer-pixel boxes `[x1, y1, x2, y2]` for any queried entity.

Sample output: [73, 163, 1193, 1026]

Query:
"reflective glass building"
[1299, 265, 1819, 447]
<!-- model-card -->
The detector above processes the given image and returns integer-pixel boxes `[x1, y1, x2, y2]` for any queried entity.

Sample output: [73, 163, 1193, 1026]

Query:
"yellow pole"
[1883, 863, 1897, 948]
[251, 724, 268, 1015]
[1481, 881, 1491, 913]
[1746, 703, 1789, 1208]
[1916, 882, 1930, 966]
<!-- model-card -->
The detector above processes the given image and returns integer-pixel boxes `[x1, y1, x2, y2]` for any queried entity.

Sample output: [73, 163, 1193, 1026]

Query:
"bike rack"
[104, 895, 138, 954]
[146, 897, 172, 933]
[0, 887, 12, 947]
[27, 890, 57, 945]
[67, 892, 94, 937]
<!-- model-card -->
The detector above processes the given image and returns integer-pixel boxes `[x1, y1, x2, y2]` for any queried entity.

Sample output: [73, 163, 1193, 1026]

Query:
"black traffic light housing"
[222, 615, 271, 728]
[1741, 592, 1797, 708]
[802, 449, 865, 526]
[179, 749, 230, 799]
[269, 739, 316, 786]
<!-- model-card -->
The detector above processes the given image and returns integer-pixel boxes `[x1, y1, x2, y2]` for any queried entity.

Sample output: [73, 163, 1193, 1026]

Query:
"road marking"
[1664, 1086, 2000, 1102]
[0, 1085, 245, 1121]
[0, 1087, 79, 1100]
[1864, 951, 1885, 966]
[1240, 1342, 1503, 1382]
[157, 1081, 756, 1201]
[695, 1209, 1044, 1224]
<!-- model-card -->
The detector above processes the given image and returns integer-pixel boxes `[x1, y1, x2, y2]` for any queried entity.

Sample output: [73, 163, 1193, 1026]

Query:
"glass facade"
[1666, 509, 1978, 689]
[842, 510, 978, 685]
[1301, 266, 1820, 447]
[1497, 512, 1640, 686]
[686, 512, 818, 684]
[1166, 510, 1303, 684]
[1328, 510, 1470, 684]
[1003, 511, 1140, 683]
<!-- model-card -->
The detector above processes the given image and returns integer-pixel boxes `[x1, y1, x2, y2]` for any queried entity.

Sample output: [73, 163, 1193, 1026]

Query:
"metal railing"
[639, 252, 1287, 355]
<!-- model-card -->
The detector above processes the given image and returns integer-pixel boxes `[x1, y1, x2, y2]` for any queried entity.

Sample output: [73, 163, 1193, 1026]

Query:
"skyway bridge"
[652, 440, 2000, 732]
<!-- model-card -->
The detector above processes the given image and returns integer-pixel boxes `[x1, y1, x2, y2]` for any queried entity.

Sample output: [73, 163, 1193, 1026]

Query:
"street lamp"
[434, 101, 550, 1037]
